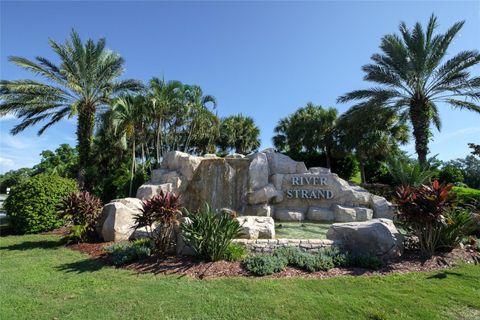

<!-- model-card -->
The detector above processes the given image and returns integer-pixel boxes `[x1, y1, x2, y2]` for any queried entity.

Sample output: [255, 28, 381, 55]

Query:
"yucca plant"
[181, 203, 242, 262]
[133, 191, 182, 256]
[59, 191, 103, 243]
[396, 180, 456, 256]
[384, 157, 435, 187]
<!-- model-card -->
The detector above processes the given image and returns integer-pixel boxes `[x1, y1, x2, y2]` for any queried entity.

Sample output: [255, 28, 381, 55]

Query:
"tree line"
[1, 15, 479, 199]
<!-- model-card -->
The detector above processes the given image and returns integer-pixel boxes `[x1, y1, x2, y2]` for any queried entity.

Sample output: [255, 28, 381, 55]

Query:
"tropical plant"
[469, 143, 480, 157]
[336, 104, 409, 183]
[273, 103, 338, 168]
[33, 144, 78, 179]
[438, 207, 476, 251]
[384, 156, 436, 187]
[0, 167, 33, 193]
[4, 174, 78, 234]
[338, 15, 480, 165]
[396, 180, 456, 256]
[0, 30, 142, 186]
[446, 156, 480, 189]
[181, 203, 242, 261]
[59, 191, 103, 243]
[111, 95, 147, 196]
[218, 114, 261, 155]
[133, 191, 182, 256]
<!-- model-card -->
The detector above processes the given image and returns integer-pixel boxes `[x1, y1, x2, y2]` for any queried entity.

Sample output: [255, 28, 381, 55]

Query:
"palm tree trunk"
[359, 158, 367, 184]
[77, 104, 95, 189]
[325, 146, 332, 169]
[129, 138, 136, 197]
[410, 98, 430, 166]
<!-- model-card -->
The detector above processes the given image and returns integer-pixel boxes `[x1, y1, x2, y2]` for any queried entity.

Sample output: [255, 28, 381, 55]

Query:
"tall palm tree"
[112, 95, 144, 196]
[218, 114, 260, 155]
[338, 15, 480, 165]
[148, 78, 184, 163]
[0, 30, 142, 186]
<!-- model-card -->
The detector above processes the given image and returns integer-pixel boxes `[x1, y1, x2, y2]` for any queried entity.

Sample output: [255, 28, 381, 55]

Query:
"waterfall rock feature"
[135, 150, 397, 222]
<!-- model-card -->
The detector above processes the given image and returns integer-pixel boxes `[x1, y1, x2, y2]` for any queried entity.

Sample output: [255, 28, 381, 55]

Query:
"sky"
[1, 0, 479, 173]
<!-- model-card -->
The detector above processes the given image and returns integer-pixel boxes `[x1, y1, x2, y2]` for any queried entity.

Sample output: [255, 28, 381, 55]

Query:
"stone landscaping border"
[232, 238, 341, 253]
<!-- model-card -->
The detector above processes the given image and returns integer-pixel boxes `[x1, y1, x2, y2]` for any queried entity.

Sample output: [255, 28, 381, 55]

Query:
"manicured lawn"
[1, 234, 480, 319]
[275, 222, 330, 239]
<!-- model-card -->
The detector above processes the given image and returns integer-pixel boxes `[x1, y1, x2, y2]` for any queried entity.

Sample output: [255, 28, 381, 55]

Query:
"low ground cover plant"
[133, 191, 181, 256]
[224, 243, 248, 262]
[181, 203, 242, 261]
[59, 191, 103, 243]
[244, 247, 383, 276]
[4, 174, 78, 234]
[104, 239, 151, 266]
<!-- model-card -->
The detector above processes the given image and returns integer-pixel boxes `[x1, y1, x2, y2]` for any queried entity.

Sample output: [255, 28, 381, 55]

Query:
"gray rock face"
[246, 184, 279, 205]
[235, 216, 275, 239]
[245, 204, 272, 217]
[136, 184, 172, 200]
[326, 219, 404, 260]
[275, 209, 305, 221]
[263, 148, 308, 174]
[370, 195, 397, 219]
[98, 198, 143, 242]
[247, 152, 269, 191]
[307, 207, 334, 221]
[163, 151, 203, 181]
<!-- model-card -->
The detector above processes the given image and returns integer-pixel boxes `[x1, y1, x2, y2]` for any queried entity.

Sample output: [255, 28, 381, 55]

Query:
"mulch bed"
[67, 240, 480, 280]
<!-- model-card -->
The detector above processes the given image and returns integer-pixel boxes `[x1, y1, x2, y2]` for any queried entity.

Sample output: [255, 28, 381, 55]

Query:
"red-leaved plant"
[396, 180, 455, 256]
[133, 191, 182, 256]
[59, 191, 103, 243]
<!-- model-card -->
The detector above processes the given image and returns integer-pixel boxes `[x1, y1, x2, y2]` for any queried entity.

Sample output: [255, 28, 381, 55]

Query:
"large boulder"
[246, 184, 280, 205]
[275, 209, 304, 221]
[162, 151, 203, 180]
[263, 148, 307, 174]
[247, 152, 269, 190]
[136, 183, 172, 200]
[370, 195, 397, 219]
[307, 207, 334, 222]
[98, 198, 143, 242]
[326, 219, 404, 260]
[235, 216, 275, 239]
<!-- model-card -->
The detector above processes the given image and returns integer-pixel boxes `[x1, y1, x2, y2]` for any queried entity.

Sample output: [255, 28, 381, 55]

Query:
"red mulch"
[67, 241, 480, 280]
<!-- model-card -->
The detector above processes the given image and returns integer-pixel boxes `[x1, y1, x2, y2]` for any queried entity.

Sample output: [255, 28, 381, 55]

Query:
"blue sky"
[1, 1, 479, 173]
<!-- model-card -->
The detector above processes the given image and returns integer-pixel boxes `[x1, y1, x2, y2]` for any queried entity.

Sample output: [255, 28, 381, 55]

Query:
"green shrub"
[438, 208, 476, 251]
[133, 191, 182, 256]
[4, 174, 78, 234]
[321, 247, 349, 267]
[104, 241, 151, 266]
[274, 246, 334, 272]
[439, 165, 464, 184]
[384, 157, 435, 187]
[346, 254, 383, 270]
[59, 191, 103, 243]
[181, 203, 242, 262]
[243, 254, 287, 276]
[224, 243, 248, 262]
[453, 187, 480, 209]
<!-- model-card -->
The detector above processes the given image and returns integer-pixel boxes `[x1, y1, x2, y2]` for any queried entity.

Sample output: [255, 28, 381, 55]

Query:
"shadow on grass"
[56, 258, 106, 274]
[0, 239, 63, 251]
[426, 271, 464, 280]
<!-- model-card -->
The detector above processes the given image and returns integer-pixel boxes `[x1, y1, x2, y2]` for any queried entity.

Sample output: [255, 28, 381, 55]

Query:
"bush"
[396, 180, 456, 256]
[104, 241, 151, 266]
[243, 254, 287, 276]
[224, 243, 248, 262]
[321, 247, 349, 267]
[4, 174, 78, 234]
[439, 165, 464, 184]
[181, 203, 242, 262]
[385, 157, 435, 187]
[346, 254, 383, 270]
[275, 247, 334, 272]
[453, 187, 480, 210]
[438, 208, 476, 251]
[59, 191, 103, 243]
[133, 191, 181, 256]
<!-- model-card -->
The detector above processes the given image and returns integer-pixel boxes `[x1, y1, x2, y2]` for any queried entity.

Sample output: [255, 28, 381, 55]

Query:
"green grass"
[453, 186, 480, 201]
[350, 171, 362, 184]
[275, 222, 330, 239]
[1, 234, 480, 319]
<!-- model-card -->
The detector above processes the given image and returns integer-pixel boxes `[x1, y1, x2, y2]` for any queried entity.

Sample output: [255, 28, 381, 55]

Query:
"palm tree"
[273, 103, 338, 168]
[337, 103, 409, 183]
[338, 15, 480, 165]
[148, 78, 184, 163]
[0, 30, 142, 186]
[218, 114, 260, 155]
[112, 95, 144, 196]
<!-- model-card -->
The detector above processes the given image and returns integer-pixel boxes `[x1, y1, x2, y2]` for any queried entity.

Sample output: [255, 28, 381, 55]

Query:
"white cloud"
[0, 156, 16, 172]
[0, 134, 30, 150]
